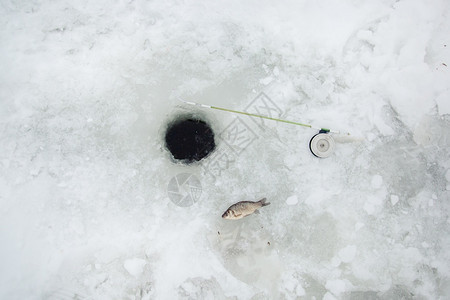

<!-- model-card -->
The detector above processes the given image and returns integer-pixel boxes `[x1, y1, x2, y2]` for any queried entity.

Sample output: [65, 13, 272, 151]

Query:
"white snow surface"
[1, 0, 450, 299]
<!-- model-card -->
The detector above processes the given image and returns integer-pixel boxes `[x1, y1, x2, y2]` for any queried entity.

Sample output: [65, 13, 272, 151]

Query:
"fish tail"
[259, 198, 270, 207]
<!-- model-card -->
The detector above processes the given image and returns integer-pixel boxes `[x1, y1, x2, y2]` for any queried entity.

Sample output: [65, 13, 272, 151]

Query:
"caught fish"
[222, 198, 270, 220]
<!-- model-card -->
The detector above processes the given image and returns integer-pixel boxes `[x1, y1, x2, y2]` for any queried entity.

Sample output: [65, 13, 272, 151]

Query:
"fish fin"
[259, 198, 270, 207]
[254, 210, 260, 214]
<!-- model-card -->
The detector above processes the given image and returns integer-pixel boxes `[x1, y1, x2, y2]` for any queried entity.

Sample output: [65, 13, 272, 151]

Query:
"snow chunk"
[331, 256, 341, 267]
[325, 279, 346, 295]
[260, 76, 273, 85]
[295, 284, 305, 296]
[323, 292, 338, 300]
[383, 64, 435, 128]
[338, 245, 356, 263]
[364, 196, 383, 215]
[286, 195, 298, 205]
[371, 175, 383, 189]
[355, 222, 365, 231]
[273, 66, 280, 77]
[282, 275, 297, 292]
[436, 91, 450, 115]
[390, 195, 399, 206]
[123, 258, 147, 278]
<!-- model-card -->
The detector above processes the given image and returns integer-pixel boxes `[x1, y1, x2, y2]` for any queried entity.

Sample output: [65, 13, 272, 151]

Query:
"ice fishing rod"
[178, 98, 341, 133]
[178, 98, 349, 158]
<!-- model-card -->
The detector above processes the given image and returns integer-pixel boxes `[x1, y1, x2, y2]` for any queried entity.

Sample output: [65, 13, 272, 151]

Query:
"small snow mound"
[331, 256, 341, 267]
[364, 196, 383, 215]
[295, 284, 305, 296]
[445, 169, 450, 182]
[286, 195, 299, 205]
[371, 175, 383, 189]
[123, 258, 147, 278]
[436, 91, 450, 115]
[390, 195, 399, 206]
[273, 67, 280, 77]
[260, 76, 273, 85]
[338, 245, 357, 263]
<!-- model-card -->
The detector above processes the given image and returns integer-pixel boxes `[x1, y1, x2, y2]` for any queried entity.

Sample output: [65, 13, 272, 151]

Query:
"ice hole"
[164, 117, 216, 164]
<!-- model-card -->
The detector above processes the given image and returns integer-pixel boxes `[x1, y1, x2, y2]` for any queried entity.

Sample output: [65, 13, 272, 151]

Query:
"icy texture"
[1, 0, 450, 299]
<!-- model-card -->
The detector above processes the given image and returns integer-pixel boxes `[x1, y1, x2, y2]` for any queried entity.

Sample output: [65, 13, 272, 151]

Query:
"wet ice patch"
[370, 140, 427, 199]
[210, 221, 281, 293]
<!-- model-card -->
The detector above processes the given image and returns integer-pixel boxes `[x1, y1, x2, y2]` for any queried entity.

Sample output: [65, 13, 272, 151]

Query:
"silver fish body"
[222, 198, 270, 220]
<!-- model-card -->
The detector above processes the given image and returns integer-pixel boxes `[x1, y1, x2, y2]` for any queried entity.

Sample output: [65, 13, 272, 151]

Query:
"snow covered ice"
[1, 0, 450, 299]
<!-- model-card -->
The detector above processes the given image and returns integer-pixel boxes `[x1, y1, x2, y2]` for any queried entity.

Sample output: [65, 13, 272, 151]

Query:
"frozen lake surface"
[1, 0, 449, 299]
